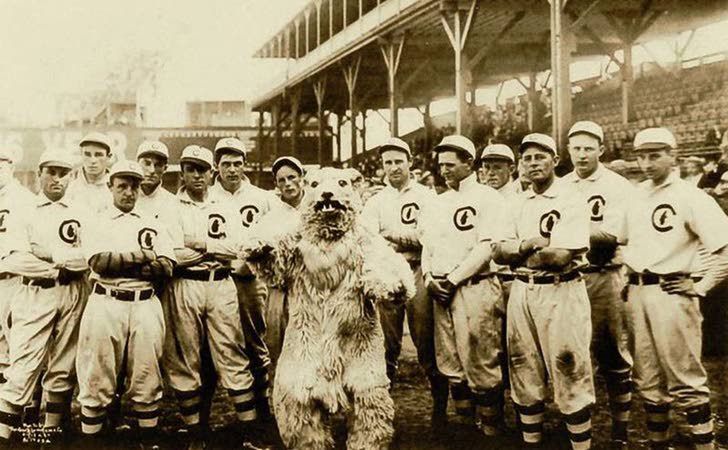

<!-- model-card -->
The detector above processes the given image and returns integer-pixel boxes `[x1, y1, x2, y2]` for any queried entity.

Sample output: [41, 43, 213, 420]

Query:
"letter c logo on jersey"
[453, 206, 476, 231]
[400, 203, 420, 225]
[588, 195, 606, 222]
[239, 205, 260, 228]
[539, 210, 561, 238]
[137, 228, 157, 250]
[58, 219, 80, 244]
[208, 214, 227, 239]
[0, 209, 8, 232]
[652, 204, 676, 232]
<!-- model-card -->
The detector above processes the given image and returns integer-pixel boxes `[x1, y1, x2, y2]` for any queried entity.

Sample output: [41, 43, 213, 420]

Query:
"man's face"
[438, 151, 471, 186]
[217, 153, 245, 186]
[635, 149, 673, 183]
[521, 146, 558, 184]
[109, 176, 139, 212]
[380, 149, 410, 186]
[39, 166, 72, 200]
[568, 133, 603, 177]
[138, 154, 167, 189]
[81, 144, 110, 177]
[275, 165, 303, 203]
[686, 162, 703, 176]
[0, 159, 13, 189]
[182, 162, 212, 196]
[480, 158, 514, 190]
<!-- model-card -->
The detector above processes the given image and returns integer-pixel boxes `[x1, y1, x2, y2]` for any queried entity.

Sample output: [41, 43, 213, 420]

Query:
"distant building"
[186, 101, 252, 127]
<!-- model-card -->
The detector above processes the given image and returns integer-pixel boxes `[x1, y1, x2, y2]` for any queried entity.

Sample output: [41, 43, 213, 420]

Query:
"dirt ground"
[39, 336, 728, 449]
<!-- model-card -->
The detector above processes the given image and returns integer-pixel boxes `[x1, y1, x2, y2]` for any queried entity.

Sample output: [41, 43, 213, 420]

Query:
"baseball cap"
[79, 132, 112, 152]
[180, 145, 214, 169]
[109, 159, 144, 180]
[480, 144, 515, 163]
[434, 135, 477, 159]
[378, 137, 412, 158]
[519, 133, 557, 155]
[38, 149, 74, 170]
[568, 121, 604, 142]
[633, 128, 677, 151]
[136, 140, 169, 160]
[215, 137, 247, 157]
[272, 156, 304, 176]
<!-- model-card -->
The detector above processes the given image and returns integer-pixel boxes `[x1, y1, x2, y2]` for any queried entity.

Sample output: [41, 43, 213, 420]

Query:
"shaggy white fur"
[242, 168, 415, 450]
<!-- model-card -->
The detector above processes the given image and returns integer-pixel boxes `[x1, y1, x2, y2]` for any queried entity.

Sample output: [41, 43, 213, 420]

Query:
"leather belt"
[175, 268, 231, 282]
[0, 273, 16, 281]
[514, 270, 581, 285]
[21, 277, 58, 289]
[627, 272, 701, 286]
[580, 265, 621, 274]
[232, 273, 256, 282]
[497, 273, 515, 282]
[464, 273, 495, 286]
[93, 283, 154, 302]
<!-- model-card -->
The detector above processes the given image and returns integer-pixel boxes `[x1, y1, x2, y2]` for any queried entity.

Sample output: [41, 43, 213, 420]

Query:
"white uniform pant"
[76, 290, 165, 410]
[434, 277, 504, 394]
[0, 277, 21, 377]
[507, 278, 595, 414]
[626, 284, 709, 408]
[0, 280, 86, 407]
[163, 277, 254, 397]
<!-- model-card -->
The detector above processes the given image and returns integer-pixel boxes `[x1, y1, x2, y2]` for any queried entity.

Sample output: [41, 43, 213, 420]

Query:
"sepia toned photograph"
[2, 0, 728, 449]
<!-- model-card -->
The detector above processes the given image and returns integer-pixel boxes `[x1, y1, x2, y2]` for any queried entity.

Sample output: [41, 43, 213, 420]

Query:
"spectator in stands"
[705, 124, 723, 146]
[710, 171, 728, 215]
[698, 142, 728, 189]
[683, 156, 705, 186]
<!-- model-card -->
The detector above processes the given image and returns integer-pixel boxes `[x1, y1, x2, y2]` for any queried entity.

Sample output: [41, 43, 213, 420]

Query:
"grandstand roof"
[251, 0, 728, 115]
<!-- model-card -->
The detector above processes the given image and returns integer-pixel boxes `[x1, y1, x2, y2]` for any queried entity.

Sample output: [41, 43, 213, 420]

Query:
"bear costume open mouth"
[313, 198, 347, 213]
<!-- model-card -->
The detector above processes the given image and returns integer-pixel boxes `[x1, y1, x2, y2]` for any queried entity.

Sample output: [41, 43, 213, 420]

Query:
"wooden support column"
[342, 56, 362, 157]
[295, 19, 301, 59]
[336, 113, 343, 162]
[290, 87, 302, 157]
[379, 34, 405, 137]
[256, 111, 265, 185]
[360, 110, 367, 152]
[313, 77, 327, 166]
[272, 100, 281, 159]
[422, 101, 432, 151]
[315, 0, 322, 46]
[305, 9, 311, 54]
[549, 0, 574, 152]
[440, 0, 477, 135]
[329, 0, 333, 38]
[621, 43, 633, 125]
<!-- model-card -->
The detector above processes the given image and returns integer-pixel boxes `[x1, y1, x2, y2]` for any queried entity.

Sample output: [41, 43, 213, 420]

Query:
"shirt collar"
[452, 173, 478, 192]
[646, 171, 680, 193]
[178, 188, 209, 206]
[568, 164, 605, 183]
[525, 177, 561, 199]
[108, 206, 141, 219]
[35, 193, 70, 208]
[78, 169, 109, 187]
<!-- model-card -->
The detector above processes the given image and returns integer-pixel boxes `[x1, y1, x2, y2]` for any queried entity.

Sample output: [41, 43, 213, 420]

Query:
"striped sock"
[252, 368, 272, 420]
[80, 406, 106, 435]
[687, 403, 715, 450]
[175, 389, 202, 426]
[0, 401, 22, 440]
[44, 390, 74, 428]
[606, 373, 632, 442]
[450, 382, 474, 417]
[564, 406, 592, 450]
[229, 388, 257, 423]
[515, 402, 545, 445]
[133, 402, 160, 430]
[644, 402, 671, 448]
[473, 387, 503, 436]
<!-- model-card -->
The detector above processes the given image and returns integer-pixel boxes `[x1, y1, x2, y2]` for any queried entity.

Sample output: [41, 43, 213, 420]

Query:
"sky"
[2, 2, 728, 158]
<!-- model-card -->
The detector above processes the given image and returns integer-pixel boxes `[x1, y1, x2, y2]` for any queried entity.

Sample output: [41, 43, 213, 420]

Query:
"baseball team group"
[0, 119, 726, 450]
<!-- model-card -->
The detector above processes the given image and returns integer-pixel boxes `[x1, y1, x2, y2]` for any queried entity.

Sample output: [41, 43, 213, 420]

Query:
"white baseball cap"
[180, 145, 214, 169]
[272, 156, 304, 176]
[136, 140, 169, 160]
[80, 132, 112, 152]
[38, 149, 74, 170]
[109, 159, 144, 180]
[633, 127, 677, 151]
[434, 135, 477, 159]
[378, 137, 411, 158]
[480, 144, 515, 163]
[568, 121, 604, 142]
[520, 133, 557, 155]
[215, 137, 247, 157]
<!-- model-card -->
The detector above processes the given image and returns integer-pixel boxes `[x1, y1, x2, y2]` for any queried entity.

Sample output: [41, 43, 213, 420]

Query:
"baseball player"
[622, 128, 728, 450]
[360, 137, 450, 430]
[135, 140, 178, 221]
[562, 121, 634, 447]
[478, 144, 520, 201]
[492, 133, 595, 450]
[75, 159, 176, 449]
[0, 149, 88, 444]
[419, 135, 508, 437]
[251, 156, 309, 365]
[0, 144, 35, 387]
[66, 132, 113, 214]
[162, 145, 270, 449]
[208, 137, 276, 420]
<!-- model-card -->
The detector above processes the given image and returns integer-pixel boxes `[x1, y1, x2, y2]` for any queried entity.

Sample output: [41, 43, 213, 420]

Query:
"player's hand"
[660, 277, 701, 298]
[184, 235, 206, 252]
[30, 243, 53, 263]
[427, 278, 456, 307]
[520, 237, 549, 255]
